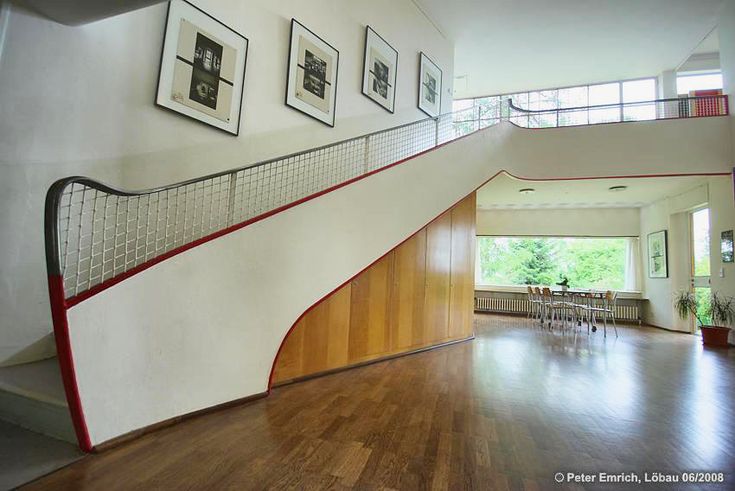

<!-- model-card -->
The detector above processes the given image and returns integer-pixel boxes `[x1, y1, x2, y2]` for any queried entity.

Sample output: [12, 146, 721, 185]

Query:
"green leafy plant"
[674, 291, 735, 327]
[710, 292, 735, 326]
[556, 275, 570, 288]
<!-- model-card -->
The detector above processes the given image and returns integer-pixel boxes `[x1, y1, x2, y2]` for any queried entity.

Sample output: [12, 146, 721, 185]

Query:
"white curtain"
[624, 237, 642, 292]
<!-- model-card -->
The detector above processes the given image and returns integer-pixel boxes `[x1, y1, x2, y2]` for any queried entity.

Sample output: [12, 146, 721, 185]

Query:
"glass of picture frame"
[361, 26, 398, 113]
[418, 52, 442, 118]
[722, 230, 734, 263]
[285, 19, 339, 127]
[648, 230, 669, 278]
[155, 0, 249, 135]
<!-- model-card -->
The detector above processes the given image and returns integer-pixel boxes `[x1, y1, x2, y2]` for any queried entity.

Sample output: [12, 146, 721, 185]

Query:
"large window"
[676, 71, 723, 94]
[476, 237, 629, 290]
[453, 77, 658, 127]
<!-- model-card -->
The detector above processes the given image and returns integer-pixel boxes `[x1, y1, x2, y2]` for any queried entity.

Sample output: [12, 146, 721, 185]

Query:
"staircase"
[39, 96, 732, 451]
[0, 358, 75, 443]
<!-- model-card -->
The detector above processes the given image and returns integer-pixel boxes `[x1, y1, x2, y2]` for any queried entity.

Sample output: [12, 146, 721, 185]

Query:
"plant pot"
[700, 326, 732, 347]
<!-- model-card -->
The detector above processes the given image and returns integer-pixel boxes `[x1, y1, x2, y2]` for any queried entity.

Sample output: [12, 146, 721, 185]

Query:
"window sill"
[475, 284, 642, 299]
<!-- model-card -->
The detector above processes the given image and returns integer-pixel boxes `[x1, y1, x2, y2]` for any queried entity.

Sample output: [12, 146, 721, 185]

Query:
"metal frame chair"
[588, 290, 619, 337]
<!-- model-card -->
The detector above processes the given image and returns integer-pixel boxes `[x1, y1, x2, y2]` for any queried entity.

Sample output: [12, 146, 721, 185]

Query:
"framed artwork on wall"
[155, 0, 249, 135]
[285, 19, 339, 127]
[722, 230, 734, 263]
[417, 52, 442, 118]
[648, 230, 669, 278]
[361, 26, 398, 113]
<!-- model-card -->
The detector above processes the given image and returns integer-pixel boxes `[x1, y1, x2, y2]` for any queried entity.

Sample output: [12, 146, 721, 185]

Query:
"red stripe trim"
[48, 274, 92, 452]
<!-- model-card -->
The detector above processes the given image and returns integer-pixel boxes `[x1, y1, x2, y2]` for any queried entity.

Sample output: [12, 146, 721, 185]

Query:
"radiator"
[474, 295, 640, 322]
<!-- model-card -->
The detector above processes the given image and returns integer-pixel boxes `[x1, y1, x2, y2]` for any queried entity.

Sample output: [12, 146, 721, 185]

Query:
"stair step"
[0, 358, 76, 443]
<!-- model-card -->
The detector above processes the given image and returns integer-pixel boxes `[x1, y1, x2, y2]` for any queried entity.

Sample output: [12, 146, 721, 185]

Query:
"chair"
[541, 287, 567, 330]
[572, 291, 595, 334]
[588, 290, 619, 337]
[533, 287, 544, 326]
[527, 286, 543, 323]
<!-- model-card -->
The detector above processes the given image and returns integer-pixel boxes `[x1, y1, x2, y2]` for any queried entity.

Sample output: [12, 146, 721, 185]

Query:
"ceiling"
[692, 27, 719, 56]
[476, 173, 710, 210]
[413, 0, 724, 98]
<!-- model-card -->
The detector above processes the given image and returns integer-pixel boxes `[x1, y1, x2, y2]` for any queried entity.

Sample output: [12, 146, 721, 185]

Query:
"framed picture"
[155, 0, 249, 135]
[418, 52, 442, 118]
[722, 230, 734, 263]
[361, 26, 398, 113]
[285, 19, 339, 127]
[648, 230, 669, 278]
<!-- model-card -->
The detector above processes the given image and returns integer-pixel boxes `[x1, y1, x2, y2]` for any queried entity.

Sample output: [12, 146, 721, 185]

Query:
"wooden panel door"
[301, 283, 352, 375]
[349, 253, 393, 361]
[424, 211, 452, 343]
[390, 229, 427, 350]
[271, 322, 304, 383]
[449, 194, 476, 339]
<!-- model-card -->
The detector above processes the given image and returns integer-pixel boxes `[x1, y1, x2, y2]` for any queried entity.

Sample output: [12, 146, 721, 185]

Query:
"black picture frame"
[285, 19, 340, 127]
[361, 26, 398, 114]
[722, 230, 734, 263]
[417, 52, 442, 118]
[155, 0, 249, 136]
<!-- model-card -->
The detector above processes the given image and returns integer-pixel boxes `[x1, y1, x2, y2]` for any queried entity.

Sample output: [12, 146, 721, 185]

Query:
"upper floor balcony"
[451, 94, 729, 132]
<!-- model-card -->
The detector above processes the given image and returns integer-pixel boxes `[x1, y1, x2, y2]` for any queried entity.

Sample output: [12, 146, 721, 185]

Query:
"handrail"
[505, 94, 728, 128]
[507, 94, 728, 114]
[45, 106, 493, 303]
[45, 95, 729, 304]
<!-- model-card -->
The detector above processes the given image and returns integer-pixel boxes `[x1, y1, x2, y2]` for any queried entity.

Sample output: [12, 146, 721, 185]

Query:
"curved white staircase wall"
[64, 118, 733, 447]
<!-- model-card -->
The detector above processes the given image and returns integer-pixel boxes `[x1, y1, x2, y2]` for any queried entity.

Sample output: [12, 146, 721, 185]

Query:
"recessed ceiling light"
[609, 185, 628, 192]
[519, 188, 535, 195]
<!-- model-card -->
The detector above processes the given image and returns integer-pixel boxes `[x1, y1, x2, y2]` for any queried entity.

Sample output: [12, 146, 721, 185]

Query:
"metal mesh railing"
[45, 94, 728, 301]
[46, 107, 488, 300]
[506, 94, 729, 128]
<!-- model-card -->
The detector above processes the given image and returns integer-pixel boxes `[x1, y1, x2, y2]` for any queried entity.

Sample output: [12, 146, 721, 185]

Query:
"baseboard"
[642, 323, 693, 334]
[92, 390, 269, 453]
[82, 336, 476, 452]
[474, 310, 526, 317]
[272, 335, 475, 388]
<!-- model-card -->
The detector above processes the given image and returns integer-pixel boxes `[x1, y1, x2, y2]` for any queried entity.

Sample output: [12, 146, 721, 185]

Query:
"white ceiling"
[692, 27, 720, 55]
[476, 173, 709, 210]
[413, 0, 724, 98]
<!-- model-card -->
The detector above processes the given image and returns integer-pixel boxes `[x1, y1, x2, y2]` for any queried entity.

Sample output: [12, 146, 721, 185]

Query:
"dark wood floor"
[25, 315, 735, 490]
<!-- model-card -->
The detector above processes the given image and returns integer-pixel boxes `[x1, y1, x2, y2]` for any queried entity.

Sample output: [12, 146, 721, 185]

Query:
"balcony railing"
[45, 94, 728, 303]
[452, 95, 729, 131]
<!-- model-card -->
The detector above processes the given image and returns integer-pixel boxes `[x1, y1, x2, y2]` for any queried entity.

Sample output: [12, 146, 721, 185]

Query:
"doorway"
[690, 208, 711, 333]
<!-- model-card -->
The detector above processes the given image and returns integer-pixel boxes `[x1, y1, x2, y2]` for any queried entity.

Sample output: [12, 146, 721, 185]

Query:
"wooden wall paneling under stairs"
[271, 193, 477, 384]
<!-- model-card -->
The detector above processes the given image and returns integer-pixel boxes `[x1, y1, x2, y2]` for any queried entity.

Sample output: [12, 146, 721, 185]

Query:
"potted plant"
[556, 275, 570, 292]
[674, 291, 734, 347]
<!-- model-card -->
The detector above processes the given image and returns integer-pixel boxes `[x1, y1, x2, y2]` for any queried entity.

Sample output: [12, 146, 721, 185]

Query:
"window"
[453, 77, 657, 128]
[622, 79, 656, 121]
[588, 83, 620, 124]
[677, 72, 723, 94]
[476, 236, 629, 290]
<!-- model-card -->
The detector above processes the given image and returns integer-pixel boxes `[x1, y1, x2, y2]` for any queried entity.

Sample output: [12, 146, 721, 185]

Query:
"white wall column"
[719, 0, 735, 149]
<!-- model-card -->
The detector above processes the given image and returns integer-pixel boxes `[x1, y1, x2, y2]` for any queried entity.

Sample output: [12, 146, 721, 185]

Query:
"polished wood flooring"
[25, 315, 735, 490]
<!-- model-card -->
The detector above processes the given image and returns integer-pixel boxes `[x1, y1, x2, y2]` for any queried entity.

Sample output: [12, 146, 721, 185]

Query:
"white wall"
[720, 0, 735, 149]
[708, 177, 735, 343]
[0, 0, 454, 365]
[477, 208, 640, 237]
[640, 178, 734, 333]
